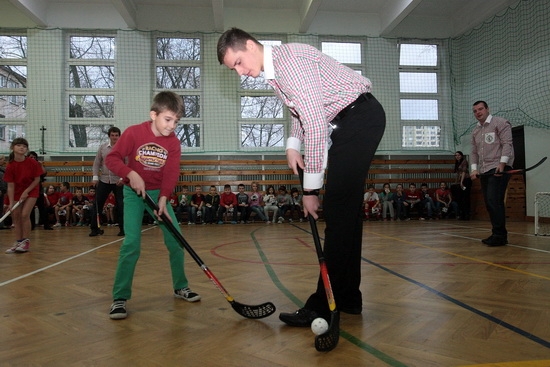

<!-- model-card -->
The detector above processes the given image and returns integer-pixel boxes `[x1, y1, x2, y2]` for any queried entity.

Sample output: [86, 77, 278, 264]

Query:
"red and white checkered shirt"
[264, 44, 372, 189]
[470, 115, 514, 174]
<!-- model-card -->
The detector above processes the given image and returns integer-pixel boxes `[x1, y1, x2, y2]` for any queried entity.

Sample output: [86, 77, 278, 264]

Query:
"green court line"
[250, 227, 408, 367]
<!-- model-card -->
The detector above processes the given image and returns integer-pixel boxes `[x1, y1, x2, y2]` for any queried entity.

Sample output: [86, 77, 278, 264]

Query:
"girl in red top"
[4, 138, 44, 253]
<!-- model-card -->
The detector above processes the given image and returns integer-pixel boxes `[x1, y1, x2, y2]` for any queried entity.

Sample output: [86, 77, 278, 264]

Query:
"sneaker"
[174, 287, 201, 302]
[15, 239, 30, 253]
[53, 222, 61, 227]
[217, 221, 224, 225]
[278, 216, 284, 223]
[109, 300, 127, 320]
[5, 241, 20, 254]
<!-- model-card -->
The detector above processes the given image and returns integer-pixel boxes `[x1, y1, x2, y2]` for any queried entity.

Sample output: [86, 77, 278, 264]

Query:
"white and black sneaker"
[109, 300, 127, 320]
[174, 287, 201, 302]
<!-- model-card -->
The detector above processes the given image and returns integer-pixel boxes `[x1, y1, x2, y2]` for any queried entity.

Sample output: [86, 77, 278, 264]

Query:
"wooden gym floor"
[1, 219, 550, 366]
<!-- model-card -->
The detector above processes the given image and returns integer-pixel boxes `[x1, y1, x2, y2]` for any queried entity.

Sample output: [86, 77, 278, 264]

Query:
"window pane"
[399, 44, 437, 66]
[68, 124, 113, 148]
[399, 72, 437, 93]
[241, 96, 283, 119]
[182, 95, 200, 118]
[156, 66, 200, 89]
[69, 65, 114, 88]
[241, 124, 284, 147]
[240, 73, 271, 90]
[322, 42, 361, 64]
[0, 36, 27, 58]
[0, 125, 25, 147]
[70, 37, 115, 59]
[69, 95, 114, 118]
[400, 99, 438, 120]
[0, 65, 27, 87]
[402, 125, 441, 148]
[0, 95, 26, 118]
[176, 124, 200, 147]
[156, 38, 200, 61]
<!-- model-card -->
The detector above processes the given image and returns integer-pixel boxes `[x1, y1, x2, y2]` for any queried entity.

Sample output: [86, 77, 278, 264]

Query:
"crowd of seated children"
[363, 182, 460, 221]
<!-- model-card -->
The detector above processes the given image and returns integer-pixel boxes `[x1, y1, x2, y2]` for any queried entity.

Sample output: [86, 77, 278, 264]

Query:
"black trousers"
[304, 94, 386, 318]
[90, 181, 124, 231]
[480, 168, 511, 238]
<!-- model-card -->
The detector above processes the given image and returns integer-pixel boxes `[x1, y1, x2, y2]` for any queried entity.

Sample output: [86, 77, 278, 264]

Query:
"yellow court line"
[365, 230, 550, 281]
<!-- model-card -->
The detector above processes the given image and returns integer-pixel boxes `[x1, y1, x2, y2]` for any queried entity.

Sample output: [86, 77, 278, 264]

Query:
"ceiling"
[1, 0, 521, 38]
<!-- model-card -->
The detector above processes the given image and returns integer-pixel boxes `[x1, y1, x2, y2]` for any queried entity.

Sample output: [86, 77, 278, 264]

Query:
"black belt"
[335, 93, 372, 120]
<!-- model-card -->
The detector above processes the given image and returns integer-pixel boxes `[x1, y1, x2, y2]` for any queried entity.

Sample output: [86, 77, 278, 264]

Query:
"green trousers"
[112, 186, 189, 300]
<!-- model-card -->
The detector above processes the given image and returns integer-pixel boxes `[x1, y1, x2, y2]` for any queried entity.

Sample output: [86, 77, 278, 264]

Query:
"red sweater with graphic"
[105, 121, 181, 198]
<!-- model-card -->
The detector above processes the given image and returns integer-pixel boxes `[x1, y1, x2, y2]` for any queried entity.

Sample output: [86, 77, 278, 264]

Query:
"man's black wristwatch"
[302, 189, 320, 196]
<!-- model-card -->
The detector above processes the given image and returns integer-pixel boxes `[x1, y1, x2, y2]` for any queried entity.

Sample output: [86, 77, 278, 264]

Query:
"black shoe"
[44, 226, 54, 230]
[485, 236, 508, 247]
[89, 230, 102, 237]
[481, 235, 493, 244]
[279, 308, 318, 327]
[117, 231, 125, 236]
[340, 306, 362, 315]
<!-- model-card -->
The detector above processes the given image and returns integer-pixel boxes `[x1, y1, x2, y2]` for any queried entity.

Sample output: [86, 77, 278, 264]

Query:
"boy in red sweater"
[105, 91, 200, 320]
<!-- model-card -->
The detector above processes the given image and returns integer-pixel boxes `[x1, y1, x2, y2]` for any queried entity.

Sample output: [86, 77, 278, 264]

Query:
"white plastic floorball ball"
[311, 317, 329, 335]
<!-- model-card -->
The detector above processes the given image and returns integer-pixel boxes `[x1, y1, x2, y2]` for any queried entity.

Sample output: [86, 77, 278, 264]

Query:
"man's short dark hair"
[473, 100, 488, 109]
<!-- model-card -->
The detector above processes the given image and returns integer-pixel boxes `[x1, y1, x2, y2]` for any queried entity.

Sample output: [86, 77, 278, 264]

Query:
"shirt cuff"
[471, 164, 477, 171]
[92, 175, 99, 181]
[304, 172, 324, 191]
[500, 156, 510, 164]
[286, 137, 301, 152]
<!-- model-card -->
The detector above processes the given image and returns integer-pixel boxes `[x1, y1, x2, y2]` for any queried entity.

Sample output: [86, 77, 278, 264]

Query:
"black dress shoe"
[481, 235, 493, 244]
[279, 308, 318, 327]
[89, 230, 100, 237]
[485, 236, 507, 247]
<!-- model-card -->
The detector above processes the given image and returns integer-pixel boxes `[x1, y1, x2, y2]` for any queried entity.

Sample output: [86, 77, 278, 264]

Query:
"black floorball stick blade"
[231, 300, 277, 319]
[315, 311, 340, 352]
[144, 192, 276, 319]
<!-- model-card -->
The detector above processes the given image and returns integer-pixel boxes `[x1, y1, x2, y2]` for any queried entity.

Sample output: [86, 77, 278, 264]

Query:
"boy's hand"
[127, 171, 146, 197]
[155, 196, 172, 222]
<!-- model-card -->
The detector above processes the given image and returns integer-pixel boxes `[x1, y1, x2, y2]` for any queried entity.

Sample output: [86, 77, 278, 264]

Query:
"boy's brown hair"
[151, 91, 185, 119]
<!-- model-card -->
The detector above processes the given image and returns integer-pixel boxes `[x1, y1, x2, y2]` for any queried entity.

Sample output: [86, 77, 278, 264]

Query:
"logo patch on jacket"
[135, 143, 168, 168]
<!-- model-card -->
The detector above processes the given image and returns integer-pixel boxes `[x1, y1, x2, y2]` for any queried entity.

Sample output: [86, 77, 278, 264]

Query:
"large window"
[67, 35, 116, 149]
[0, 35, 27, 151]
[240, 40, 285, 149]
[399, 43, 441, 148]
[156, 37, 201, 148]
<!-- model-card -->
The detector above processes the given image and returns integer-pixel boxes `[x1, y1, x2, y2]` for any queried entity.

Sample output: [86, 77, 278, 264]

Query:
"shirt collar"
[263, 45, 275, 80]
[479, 114, 493, 126]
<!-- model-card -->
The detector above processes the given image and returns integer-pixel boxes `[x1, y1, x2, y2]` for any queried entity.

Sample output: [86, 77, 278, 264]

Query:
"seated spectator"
[104, 191, 117, 226]
[288, 187, 303, 222]
[71, 187, 88, 226]
[217, 184, 237, 224]
[378, 183, 395, 221]
[176, 186, 191, 223]
[248, 181, 267, 222]
[394, 184, 408, 220]
[235, 183, 250, 223]
[54, 182, 73, 227]
[435, 182, 459, 219]
[363, 184, 381, 220]
[276, 186, 291, 223]
[263, 185, 278, 224]
[189, 185, 205, 224]
[404, 183, 422, 220]
[419, 183, 435, 220]
[44, 185, 59, 229]
[204, 185, 220, 224]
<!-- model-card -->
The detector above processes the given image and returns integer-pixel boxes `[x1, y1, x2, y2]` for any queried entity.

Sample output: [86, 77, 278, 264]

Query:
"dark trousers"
[90, 181, 124, 231]
[480, 168, 511, 238]
[304, 93, 386, 318]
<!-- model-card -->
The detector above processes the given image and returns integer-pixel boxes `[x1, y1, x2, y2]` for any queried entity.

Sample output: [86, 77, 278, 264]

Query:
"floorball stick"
[298, 167, 340, 352]
[479, 156, 547, 176]
[144, 192, 276, 319]
[0, 200, 23, 225]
